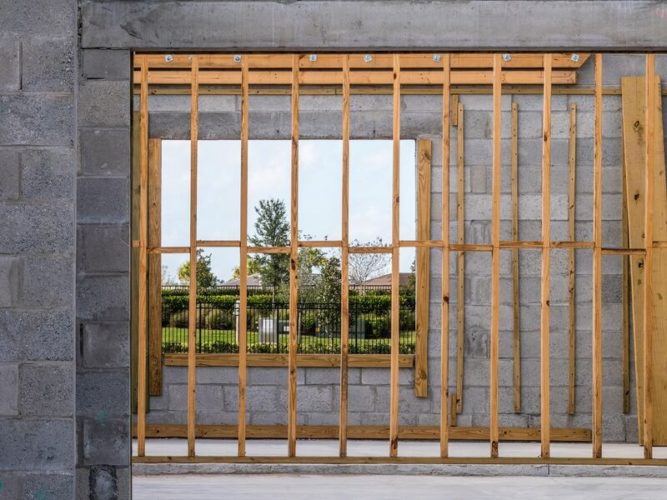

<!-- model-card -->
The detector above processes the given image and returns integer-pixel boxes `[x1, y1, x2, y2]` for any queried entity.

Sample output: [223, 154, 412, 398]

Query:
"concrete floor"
[132, 474, 667, 499]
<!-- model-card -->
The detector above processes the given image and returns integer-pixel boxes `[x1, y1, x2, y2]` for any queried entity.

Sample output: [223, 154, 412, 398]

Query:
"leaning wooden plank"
[489, 54, 502, 458]
[148, 138, 162, 397]
[568, 103, 577, 416]
[439, 54, 451, 457]
[187, 56, 200, 458]
[415, 139, 432, 399]
[591, 55, 603, 459]
[456, 102, 466, 415]
[622, 136, 631, 416]
[138, 424, 592, 443]
[511, 102, 521, 414]
[389, 54, 401, 458]
[540, 54, 553, 459]
[288, 55, 300, 458]
[621, 75, 667, 446]
[237, 56, 249, 457]
[339, 55, 351, 458]
[136, 56, 149, 457]
[643, 55, 656, 458]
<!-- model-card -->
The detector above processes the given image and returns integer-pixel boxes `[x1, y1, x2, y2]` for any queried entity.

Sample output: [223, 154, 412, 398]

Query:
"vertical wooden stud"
[339, 55, 351, 458]
[237, 56, 249, 457]
[456, 102, 465, 415]
[489, 53, 502, 459]
[136, 56, 149, 457]
[415, 139, 431, 399]
[511, 102, 521, 414]
[568, 103, 577, 416]
[389, 53, 401, 458]
[187, 55, 199, 458]
[592, 53, 603, 459]
[642, 53, 655, 459]
[148, 138, 162, 397]
[439, 54, 451, 458]
[540, 53, 553, 459]
[288, 54, 300, 458]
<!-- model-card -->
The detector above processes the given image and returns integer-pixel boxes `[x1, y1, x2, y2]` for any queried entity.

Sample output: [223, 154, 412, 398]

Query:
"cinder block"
[82, 322, 129, 369]
[19, 362, 73, 417]
[76, 370, 129, 419]
[0, 35, 20, 91]
[0, 363, 18, 415]
[168, 384, 223, 411]
[0, 94, 74, 146]
[246, 386, 280, 413]
[82, 49, 130, 80]
[196, 367, 238, 384]
[248, 366, 302, 385]
[0, 149, 20, 200]
[0, 419, 74, 469]
[78, 81, 130, 128]
[20, 254, 73, 308]
[0, 309, 73, 362]
[347, 385, 374, 412]
[17, 472, 74, 499]
[89, 465, 119, 500]
[0, 256, 21, 307]
[76, 275, 129, 322]
[82, 419, 129, 466]
[77, 177, 129, 223]
[22, 36, 74, 92]
[0, 203, 74, 254]
[294, 385, 333, 413]
[20, 147, 76, 203]
[77, 224, 129, 274]
[80, 128, 131, 177]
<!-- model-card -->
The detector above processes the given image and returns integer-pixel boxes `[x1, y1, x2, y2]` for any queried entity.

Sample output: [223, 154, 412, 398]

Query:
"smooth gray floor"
[133, 474, 667, 499]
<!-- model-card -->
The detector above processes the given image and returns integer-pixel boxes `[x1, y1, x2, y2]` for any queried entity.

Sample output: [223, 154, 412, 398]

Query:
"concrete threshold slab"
[133, 463, 667, 478]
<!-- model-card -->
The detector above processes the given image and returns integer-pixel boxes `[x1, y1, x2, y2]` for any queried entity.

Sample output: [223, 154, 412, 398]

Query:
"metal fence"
[161, 294, 416, 355]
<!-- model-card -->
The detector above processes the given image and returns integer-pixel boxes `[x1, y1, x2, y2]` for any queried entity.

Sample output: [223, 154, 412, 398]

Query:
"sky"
[160, 140, 416, 283]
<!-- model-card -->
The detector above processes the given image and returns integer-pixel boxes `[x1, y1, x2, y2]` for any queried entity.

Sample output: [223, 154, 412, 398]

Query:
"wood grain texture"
[415, 139, 431, 399]
[148, 138, 162, 397]
[511, 102, 521, 414]
[540, 54, 552, 459]
[456, 102, 465, 415]
[621, 75, 667, 447]
[389, 53, 401, 458]
[439, 54, 451, 457]
[567, 103, 577, 416]
[186, 55, 199, 458]
[164, 354, 415, 368]
[489, 54, 502, 458]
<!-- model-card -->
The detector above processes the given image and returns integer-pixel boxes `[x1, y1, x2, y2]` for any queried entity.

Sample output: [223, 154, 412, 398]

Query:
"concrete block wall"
[0, 1, 78, 498]
[147, 55, 666, 442]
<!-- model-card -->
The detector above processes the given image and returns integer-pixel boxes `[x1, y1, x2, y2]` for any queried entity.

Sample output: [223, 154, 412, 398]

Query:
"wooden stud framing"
[136, 56, 149, 457]
[186, 55, 200, 458]
[540, 54, 552, 459]
[568, 103, 577, 416]
[339, 55, 351, 458]
[439, 54, 451, 457]
[415, 139, 431, 399]
[237, 55, 249, 457]
[642, 54, 655, 459]
[147, 138, 163, 397]
[456, 102, 465, 415]
[489, 54, 502, 459]
[511, 102, 521, 414]
[288, 54, 300, 458]
[389, 54, 401, 458]
[591, 54, 603, 459]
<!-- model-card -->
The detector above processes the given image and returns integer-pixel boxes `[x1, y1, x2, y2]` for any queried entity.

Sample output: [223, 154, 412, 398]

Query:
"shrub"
[205, 308, 234, 330]
[201, 341, 239, 353]
[169, 310, 189, 328]
[163, 341, 187, 353]
[366, 316, 391, 339]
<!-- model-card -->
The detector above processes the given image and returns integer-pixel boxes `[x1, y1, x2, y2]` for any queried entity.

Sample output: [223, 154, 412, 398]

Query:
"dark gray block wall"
[0, 1, 665, 499]
[0, 0, 78, 498]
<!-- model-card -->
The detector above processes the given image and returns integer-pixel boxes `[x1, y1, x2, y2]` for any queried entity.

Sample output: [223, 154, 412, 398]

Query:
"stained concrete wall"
[0, 1, 666, 499]
[144, 57, 666, 441]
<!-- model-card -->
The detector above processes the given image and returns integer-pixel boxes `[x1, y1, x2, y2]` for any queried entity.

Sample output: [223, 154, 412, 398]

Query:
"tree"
[249, 199, 290, 291]
[349, 237, 391, 284]
[231, 258, 262, 280]
[177, 249, 218, 288]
